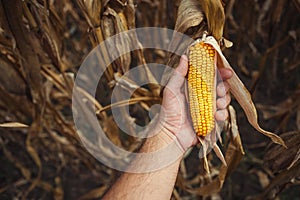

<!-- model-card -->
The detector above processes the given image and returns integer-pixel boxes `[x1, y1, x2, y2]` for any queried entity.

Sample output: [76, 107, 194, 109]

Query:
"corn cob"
[188, 40, 216, 137]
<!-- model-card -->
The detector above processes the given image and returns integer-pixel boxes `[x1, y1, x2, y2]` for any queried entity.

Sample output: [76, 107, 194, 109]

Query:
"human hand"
[160, 55, 232, 151]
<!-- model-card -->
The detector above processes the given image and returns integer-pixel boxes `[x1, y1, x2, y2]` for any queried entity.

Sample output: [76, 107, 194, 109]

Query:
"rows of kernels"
[188, 42, 215, 137]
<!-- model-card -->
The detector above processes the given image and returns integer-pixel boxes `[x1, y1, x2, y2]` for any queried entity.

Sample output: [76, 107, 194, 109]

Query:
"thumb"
[166, 55, 189, 90]
[176, 55, 188, 76]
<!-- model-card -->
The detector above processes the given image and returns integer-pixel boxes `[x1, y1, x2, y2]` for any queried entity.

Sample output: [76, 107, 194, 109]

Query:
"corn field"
[0, 0, 299, 199]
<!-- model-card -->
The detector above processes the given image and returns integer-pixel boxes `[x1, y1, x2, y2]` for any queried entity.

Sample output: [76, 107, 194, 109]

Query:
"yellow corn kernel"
[188, 41, 216, 137]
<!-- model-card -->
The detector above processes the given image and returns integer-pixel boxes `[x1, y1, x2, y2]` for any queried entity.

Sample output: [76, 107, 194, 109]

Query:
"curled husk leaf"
[203, 36, 286, 148]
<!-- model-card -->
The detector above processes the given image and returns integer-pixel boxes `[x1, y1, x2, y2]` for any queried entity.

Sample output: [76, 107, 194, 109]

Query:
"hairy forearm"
[103, 129, 184, 200]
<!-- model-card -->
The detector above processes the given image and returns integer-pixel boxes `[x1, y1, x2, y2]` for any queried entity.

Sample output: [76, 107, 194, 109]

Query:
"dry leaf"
[264, 131, 300, 173]
[102, 116, 122, 148]
[2, 1, 43, 103]
[203, 36, 286, 147]
[23, 122, 43, 199]
[0, 0, 298, 199]
[79, 185, 108, 200]
[102, 7, 131, 73]
[3, 146, 31, 180]
[78, 0, 102, 27]
[186, 106, 244, 195]
[197, 0, 225, 41]
[252, 162, 300, 200]
[0, 122, 29, 128]
[54, 177, 64, 200]
[174, 0, 204, 35]
[0, 58, 26, 95]
[256, 170, 270, 188]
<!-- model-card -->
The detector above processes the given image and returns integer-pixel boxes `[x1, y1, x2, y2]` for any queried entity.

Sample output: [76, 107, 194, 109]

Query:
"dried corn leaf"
[0, 86, 34, 121]
[76, 86, 108, 119]
[102, 7, 131, 73]
[2, 146, 31, 180]
[252, 162, 300, 200]
[26, 135, 42, 168]
[2, 1, 43, 103]
[167, 0, 205, 68]
[0, 0, 297, 199]
[41, 65, 69, 94]
[77, 0, 102, 27]
[123, 0, 135, 29]
[256, 170, 270, 188]
[102, 116, 122, 148]
[0, 122, 29, 128]
[54, 177, 64, 200]
[203, 36, 286, 147]
[0, 1, 15, 49]
[0, 58, 26, 95]
[23, 122, 43, 199]
[174, 0, 204, 34]
[186, 106, 244, 195]
[197, 0, 225, 41]
[78, 185, 108, 200]
[264, 131, 300, 173]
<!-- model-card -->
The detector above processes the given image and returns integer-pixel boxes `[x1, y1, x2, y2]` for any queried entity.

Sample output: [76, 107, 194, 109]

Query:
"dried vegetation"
[0, 0, 299, 199]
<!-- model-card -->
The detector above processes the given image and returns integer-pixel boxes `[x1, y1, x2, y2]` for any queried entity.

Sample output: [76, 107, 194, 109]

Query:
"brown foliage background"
[0, 0, 299, 199]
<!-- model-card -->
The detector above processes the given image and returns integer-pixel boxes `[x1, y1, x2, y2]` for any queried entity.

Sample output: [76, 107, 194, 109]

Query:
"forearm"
[103, 128, 184, 200]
